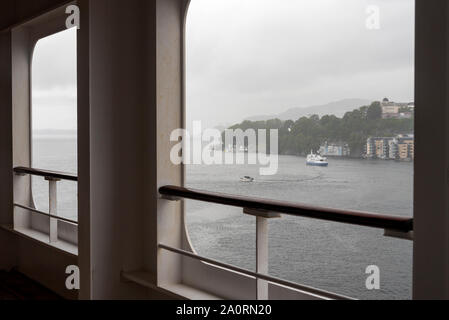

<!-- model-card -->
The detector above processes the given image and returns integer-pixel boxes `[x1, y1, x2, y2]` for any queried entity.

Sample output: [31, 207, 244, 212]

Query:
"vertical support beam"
[156, 0, 184, 290]
[77, 0, 92, 300]
[0, 30, 13, 227]
[81, 0, 163, 299]
[414, 0, 449, 299]
[244, 208, 280, 300]
[256, 216, 269, 300]
[46, 178, 59, 243]
[11, 25, 32, 230]
[0, 28, 17, 271]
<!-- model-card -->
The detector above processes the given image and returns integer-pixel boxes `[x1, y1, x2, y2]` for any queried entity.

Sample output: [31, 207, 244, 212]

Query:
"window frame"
[177, 0, 423, 300]
[12, 5, 78, 246]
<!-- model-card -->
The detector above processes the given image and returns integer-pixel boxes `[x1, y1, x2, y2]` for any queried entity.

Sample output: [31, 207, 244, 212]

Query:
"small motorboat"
[240, 176, 255, 183]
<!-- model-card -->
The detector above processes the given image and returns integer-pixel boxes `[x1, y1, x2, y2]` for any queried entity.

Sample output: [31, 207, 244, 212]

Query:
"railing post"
[256, 216, 269, 300]
[46, 177, 60, 243]
[244, 208, 281, 300]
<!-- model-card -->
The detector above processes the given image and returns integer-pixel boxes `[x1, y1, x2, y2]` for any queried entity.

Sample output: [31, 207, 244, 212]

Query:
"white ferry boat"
[306, 151, 329, 167]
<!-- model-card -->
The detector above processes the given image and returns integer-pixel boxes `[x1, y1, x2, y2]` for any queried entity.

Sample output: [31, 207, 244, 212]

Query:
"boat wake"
[256, 173, 324, 184]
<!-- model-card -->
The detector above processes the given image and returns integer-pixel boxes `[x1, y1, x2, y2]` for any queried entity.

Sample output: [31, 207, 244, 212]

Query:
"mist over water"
[186, 154, 413, 300]
[32, 138, 78, 221]
[32, 138, 413, 299]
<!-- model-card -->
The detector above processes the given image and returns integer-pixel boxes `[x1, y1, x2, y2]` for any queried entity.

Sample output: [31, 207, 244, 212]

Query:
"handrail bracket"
[160, 195, 182, 202]
[384, 229, 414, 241]
[243, 208, 281, 219]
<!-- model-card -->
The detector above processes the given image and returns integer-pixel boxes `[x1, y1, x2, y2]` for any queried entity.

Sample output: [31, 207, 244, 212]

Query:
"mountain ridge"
[245, 98, 373, 122]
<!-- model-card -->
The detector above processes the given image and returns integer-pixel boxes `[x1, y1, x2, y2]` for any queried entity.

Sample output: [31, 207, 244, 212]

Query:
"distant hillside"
[231, 102, 414, 157]
[245, 98, 372, 122]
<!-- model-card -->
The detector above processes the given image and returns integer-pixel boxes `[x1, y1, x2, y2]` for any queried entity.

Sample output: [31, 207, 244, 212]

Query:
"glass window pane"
[186, 0, 414, 299]
[32, 28, 77, 222]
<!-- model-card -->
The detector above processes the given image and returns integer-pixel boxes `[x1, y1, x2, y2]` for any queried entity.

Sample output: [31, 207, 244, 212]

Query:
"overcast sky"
[32, 27, 77, 131]
[32, 0, 414, 131]
[186, 0, 414, 129]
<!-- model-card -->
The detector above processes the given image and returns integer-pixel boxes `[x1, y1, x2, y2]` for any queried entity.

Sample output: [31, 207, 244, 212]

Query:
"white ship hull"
[306, 160, 329, 167]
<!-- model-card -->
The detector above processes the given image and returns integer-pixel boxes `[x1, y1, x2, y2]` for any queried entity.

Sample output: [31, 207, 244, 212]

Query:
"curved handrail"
[14, 167, 78, 182]
[159, 185, 413, 232]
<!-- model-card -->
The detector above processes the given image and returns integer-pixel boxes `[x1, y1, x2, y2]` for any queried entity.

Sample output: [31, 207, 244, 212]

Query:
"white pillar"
[244, 208, 280, 300]
[256, 216, 269, 300]
[46, 178, 59, 243]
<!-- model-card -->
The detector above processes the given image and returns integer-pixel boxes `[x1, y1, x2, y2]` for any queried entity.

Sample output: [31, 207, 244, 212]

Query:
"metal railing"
[13, 167, 78, 243]
[159, 185, 414, 300]
[11, 169, 413, 299]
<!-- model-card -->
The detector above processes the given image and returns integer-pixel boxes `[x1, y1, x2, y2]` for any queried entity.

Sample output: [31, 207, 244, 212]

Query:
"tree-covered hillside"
[227, 102, 414, 157]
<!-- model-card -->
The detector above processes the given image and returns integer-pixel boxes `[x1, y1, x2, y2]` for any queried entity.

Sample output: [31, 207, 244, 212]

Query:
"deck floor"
[0, 270, 62, 300]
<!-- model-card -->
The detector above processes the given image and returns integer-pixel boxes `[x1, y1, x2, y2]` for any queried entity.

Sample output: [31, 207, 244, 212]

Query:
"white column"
[244, 208, 281, 300]
[256, 216, 269, 300]
[46, 178, 59, 243]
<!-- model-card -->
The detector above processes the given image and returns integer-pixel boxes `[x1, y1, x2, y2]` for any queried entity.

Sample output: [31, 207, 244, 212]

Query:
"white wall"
[77, 0, 184, 299]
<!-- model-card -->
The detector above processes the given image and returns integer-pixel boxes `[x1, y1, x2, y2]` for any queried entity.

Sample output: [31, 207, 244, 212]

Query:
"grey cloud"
[32, 28, 77, 90]
[186, 0, 414, 129]
[32, 28, 77, 130]
[31, 1, 414, 132]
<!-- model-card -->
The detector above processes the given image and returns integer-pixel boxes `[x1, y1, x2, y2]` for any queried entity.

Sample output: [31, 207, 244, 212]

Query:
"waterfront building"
[366, 135, 414, 161]
[366, 137, 393, 159]
[319, 142, 350, 157]
[397, 135, 415, 160]
[381, 98, 415, 119]
[388, 139, 399, 159]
